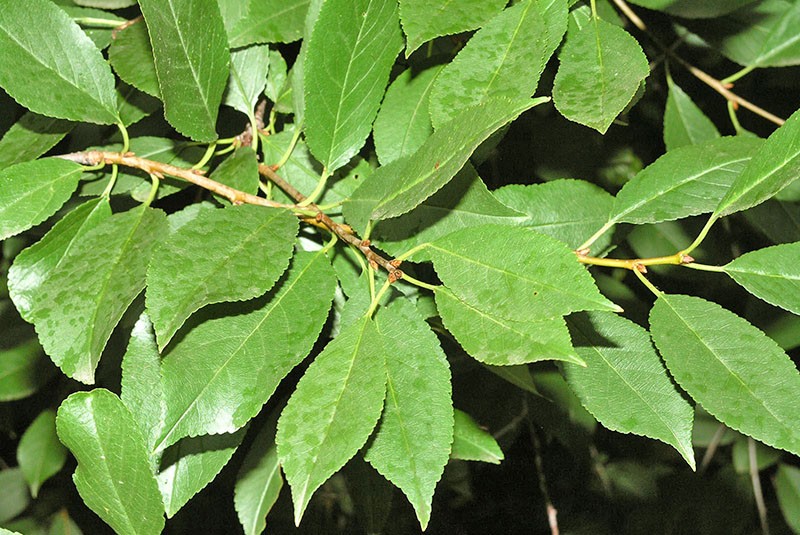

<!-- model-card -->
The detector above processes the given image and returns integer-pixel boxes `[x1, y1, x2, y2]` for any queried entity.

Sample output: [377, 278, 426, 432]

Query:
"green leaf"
[450, 409, 504, 464]
[687, 0, 800, 68]
[276, 316, 387, 525]
[265, 49, 290, 112]
[429, 0, 566, 128]
[73, 0, 138, 7]
[120, 314, 165, 456]
[116, 83, 161, 128]
[373, 64, 442, 165]
[436, 287, 582, 366]
[731, 437, 781, 474]
[663, 75, 720, 151]
[346, 97, 544, 231]
[366, 300, 453, 530]
[744, 200, 800, 245]
[493, 179, 615, 250]
[9, 199, 112, 321]
[156, 250, 336, 452]
[56, 389, 165, 535]
[553, 14, 649, 133]
[48, 510, 83, 535]
[235, 421, 283, 535]
[399, 0, 506, 55]
[138, 0, 230, 141]
[27, 206, 167, 384]
[428, 224, 619, 320]
[627, 0, 756, 18]
[146, 205, 297, 349]
[158, 431, 245, 517]
[0, 158, 84, 240]
[564, 312, 695, 469]
[372, 165, 524, 259]
[611, 136, 762, 225]
[304, 0, 403, 172]
[0, 0, 118, 124]
[224, 44, 270, 117]
[650, 294, 800, 457]
[229, 0, 309, 47]
[0, 113, 72, 171]
[108, 21, 160, 98]
[17, 410, 67, 498]
[0, 339, 55, 402]
[715, 108, 800, 217]
[776, 464, 800, 533]
[209, 148, 260, 200]
[724, 242, 800, 315]
[0, 469, 30, 524]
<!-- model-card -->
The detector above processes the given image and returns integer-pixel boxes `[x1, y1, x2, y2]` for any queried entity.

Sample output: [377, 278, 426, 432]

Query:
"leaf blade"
[724, 242, 800, 315]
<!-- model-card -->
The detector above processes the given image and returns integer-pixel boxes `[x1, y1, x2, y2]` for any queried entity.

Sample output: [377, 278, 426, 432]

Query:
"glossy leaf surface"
[0, 0, 118, 124]
[138, 0, 230, 141]
[156, 250, 336, 451]
[146, 205, 297, 349]
[366, 300, 453, 530]
[650, 294, 800, 456]
[109, 22, 159, 98]
[304, 0, 403, 172]
[277, 316, 387, 525]
[725, 242, 800, 315]
[56, 390, 165, 535]
[224, 44, 270, 117]
[229, 0, 309, 47]
[399, 0, 506, 55]
[564, 312, 695, 469]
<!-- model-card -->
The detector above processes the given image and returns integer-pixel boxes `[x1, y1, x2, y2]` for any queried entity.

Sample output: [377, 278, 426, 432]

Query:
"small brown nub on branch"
[635, 263, 647, 273]
[680, 254, 695, 264]
[388, 270, 404, 283]
[389, 259, 402, 268]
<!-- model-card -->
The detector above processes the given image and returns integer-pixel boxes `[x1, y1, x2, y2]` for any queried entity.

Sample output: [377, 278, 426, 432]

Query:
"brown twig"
[526, 403, 560, 535]
[257, 163, 403, 281]
[57, 150, 403, 281]
[112, 15, 142, 39]
[612, 0, 785, 126]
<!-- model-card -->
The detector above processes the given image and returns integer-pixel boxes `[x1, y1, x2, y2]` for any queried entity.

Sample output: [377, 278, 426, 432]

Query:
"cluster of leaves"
[2, 0, 800, 533]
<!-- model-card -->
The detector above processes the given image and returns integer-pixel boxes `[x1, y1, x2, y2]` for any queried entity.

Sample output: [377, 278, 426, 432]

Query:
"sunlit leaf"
[229, 0, 310, 47]
[399, 0, 506, 55]
[224, 44, 270, 117]
[108, 21, 159, 98]
[725, 242, 800, 315]
[235, 420, 283, 535]
[663, 75, 720, 151]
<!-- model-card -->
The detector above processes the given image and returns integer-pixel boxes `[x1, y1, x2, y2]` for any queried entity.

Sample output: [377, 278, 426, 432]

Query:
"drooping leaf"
[715, 108, 800, 217]
[372, 165, 524, 259]
[724, 242, 800, 315]
[650, 294, 800, 456]
[373, 64, 443, 165]
[399, 0, 506, 55]
[158, 431, 245, 517]
[564, 312, 695, 469]
[156, 250, 336, 452]
[436, 287, 582, 366]
[108, 21, 160, 98]
[345, 97, 545, 231]
[663, 75, 720, 151]
[224, 44, 270, 117]
[428, 224, 619, 320]
[229, 0, 310, 47]
[56, 390, 165, 535]
[116, 83, 161, 128]
[16, 410, 68, 498]
[120, 314, 165, 455]
[493, 179, 614, 250]
[235, 420, 283, 535]
[304, 0, 403, 172]
[276, 316, 387, 525]
[366, 300, 453, 530]
[27, 206, 167, 384]
[0, 158, 84, 240]
[0, 339, 55, 402]
[138, 0, 230, 141]
[0, 469, 30, 525]
[611, 136, 762, 225]
[265, 49, 290, 112]
[553, 13, 649, 133]
[9, 198, 112, 320]
[146, 205, 297, 349]
[209, 147, 260, 199]
[0, 113, 72, 170]
[776, 464, 800, 533]
[0, 0, 119, 124]
[450, 409, 504, 464]
[686, 0, 800, 68]
[429, 0, 566, 128]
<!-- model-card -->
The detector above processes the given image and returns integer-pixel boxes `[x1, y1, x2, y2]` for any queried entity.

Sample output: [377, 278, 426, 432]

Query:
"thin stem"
[699, 424, 727, 474]
[367, 278, 393, 317]
[727, 101, 745, 135]
[590, 0, 598, 19]
[749, 438, 771, 535]
[300, 168, 330, 207]
[275, 123, 303, 169]
[722, 65, 756, 86]
[74, 17, 124, 28]
[192, 143, 217, 170]
[248, 112, 260, 154]
[681, 214, 718, 256]
[578, 252, 688, 270]
[683, 262, 726, 273]
[117, 122, 130, 154]
[401, 273, 439, 292]
[611, 0, 645, 30]
[577, 221, 615, 253]
[145, 174, 160, 206]
[526, 401, 560, 535]
[394, 243, 431, 263]
[102, 165, 118, 198]
[633, 267, 661, 297]
[316, 200, 344, 211]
